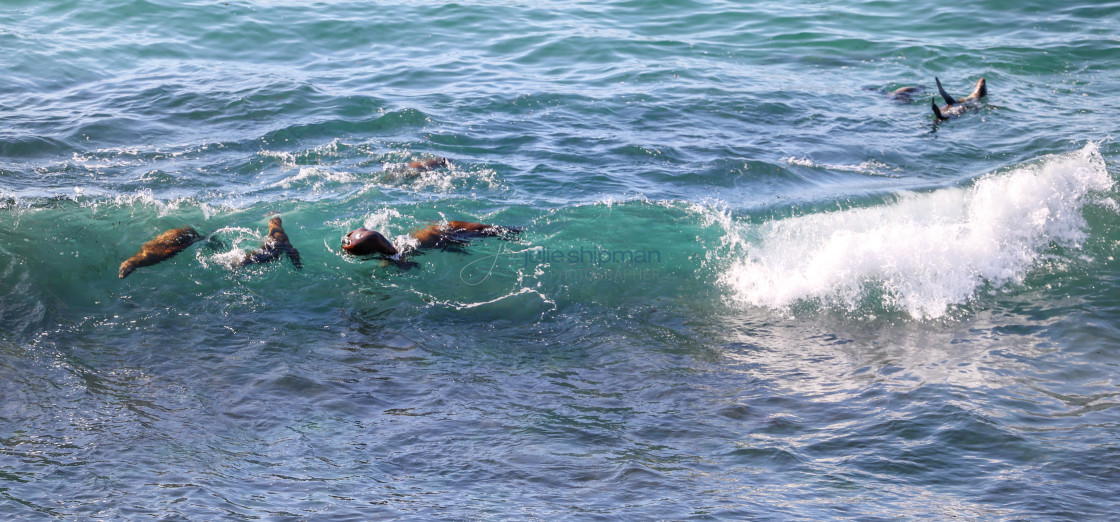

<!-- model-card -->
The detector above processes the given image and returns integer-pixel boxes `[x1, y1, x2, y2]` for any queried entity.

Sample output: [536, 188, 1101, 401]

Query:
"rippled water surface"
[3, 0, 1120, 519]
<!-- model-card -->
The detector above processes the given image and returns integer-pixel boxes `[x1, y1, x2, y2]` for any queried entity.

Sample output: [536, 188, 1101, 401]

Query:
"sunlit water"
[3, 0, 1120, 518]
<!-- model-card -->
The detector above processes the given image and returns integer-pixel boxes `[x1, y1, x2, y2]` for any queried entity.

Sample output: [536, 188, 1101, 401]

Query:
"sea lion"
[407, 157, 449, 171]
[866, 85, 924, 103]
[380, 157, 452, 183]
[931, 77, 987, 120]
[887, 86, 922, 102]
[411, 221, 514, 249]
[342, 220, 519, 257]
[239, 217, 303, 269]
[119, 226, 203, 279]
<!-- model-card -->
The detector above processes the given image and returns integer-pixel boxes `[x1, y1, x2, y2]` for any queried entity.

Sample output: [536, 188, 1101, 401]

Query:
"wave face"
[720, 144, 1113, 318]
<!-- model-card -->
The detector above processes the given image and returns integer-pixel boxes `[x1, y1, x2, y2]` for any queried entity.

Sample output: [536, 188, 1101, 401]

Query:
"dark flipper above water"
[931, 77, 988, 121]
[935, 77, 958, 106]
[931, 100, 946, 121]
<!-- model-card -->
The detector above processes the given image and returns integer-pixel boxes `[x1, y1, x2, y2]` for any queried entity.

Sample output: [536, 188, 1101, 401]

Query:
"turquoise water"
[3, 0, 1120, 518]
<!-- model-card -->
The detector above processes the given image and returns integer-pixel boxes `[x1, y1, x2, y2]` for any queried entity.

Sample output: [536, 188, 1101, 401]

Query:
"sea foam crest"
[270, 166, 357, 189]
[785, 156, 898, 177]
[721, 143, 1113, 319]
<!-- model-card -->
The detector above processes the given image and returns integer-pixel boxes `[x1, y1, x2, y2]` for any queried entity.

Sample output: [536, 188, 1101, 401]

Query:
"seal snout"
[971, 78, 987, 99]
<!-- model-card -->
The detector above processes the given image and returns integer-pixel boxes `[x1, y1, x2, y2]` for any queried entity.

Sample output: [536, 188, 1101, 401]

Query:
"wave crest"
[720, 143, 1113, 319]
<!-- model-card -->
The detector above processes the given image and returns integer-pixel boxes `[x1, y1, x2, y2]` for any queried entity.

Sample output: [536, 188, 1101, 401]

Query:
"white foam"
[269, 166, 357, 189]
[197, 226, 258, 270]
[259, 138, 347, 170]
[258, 149, 298, 167]
[785, 156, 898, 177]
[380, 159, 500, 193]
[721, 143, 1113, 319]
[204, 248, 250, 270]
[361, 207, 403, 232]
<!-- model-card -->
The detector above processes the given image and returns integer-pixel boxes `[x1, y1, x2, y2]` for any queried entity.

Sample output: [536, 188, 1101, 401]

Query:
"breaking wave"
[720, 143, 1114, 318]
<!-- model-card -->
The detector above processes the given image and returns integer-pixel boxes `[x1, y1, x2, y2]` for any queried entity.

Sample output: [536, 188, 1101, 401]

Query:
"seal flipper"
[285, 245, 303, 269]
[931, 100, 946, 120]
[935, 77, 958, 106]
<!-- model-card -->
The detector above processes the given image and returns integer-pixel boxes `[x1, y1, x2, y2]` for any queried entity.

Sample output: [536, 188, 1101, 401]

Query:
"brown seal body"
[407, 157, 449, 171]
[380, 157, 452, 183]
[411, 221, 508, 248]
[240, 217, 303, 269]
[342, 220, 518, 257]
[119, 226, 202, 279]
[865, 85, 923, 103]
[888, 86, 923, 102]
[932, 77, 987, 120]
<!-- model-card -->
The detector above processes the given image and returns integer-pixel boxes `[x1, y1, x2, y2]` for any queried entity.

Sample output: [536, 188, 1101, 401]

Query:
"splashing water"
[721, 144, 1113, 318]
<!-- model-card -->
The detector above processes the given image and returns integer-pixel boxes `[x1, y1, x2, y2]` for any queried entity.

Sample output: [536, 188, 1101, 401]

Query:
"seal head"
[342, 227, 399, 256]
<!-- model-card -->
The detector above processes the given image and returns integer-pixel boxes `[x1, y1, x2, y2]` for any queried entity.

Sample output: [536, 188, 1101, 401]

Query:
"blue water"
[3, 0, 1120, 518]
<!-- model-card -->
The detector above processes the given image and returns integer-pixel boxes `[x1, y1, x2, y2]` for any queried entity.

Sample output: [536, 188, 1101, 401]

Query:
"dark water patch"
[0, 136, 76, 159]
[259, 108, 433, 146]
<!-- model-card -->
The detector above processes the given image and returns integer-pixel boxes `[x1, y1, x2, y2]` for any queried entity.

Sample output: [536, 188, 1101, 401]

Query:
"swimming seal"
[867, 85, 923, 103]
[407, 157, 449, 171]
[931, 77, 987, 120]
[342, 220, 519, 257]
[239, 217, 303, 269]
[887, 86, 922, 102]
[118, 226, 202, 279]
[380, 157, 452, 183]
[411, 221, 515, 249]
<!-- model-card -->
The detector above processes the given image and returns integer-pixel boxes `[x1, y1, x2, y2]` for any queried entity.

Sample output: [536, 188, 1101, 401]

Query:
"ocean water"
[3, 0, 1120, 518]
